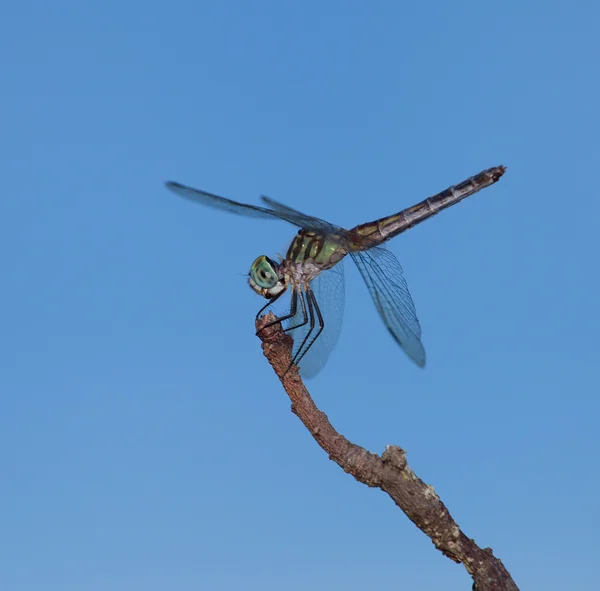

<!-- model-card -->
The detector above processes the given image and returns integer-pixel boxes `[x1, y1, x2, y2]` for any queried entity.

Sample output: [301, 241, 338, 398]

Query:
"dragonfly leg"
[282, 289, 309, 333]
[255, 289, 292, 336]
[256, 291, 308, 334]
[293, 287, 324, 368]
[287, 289, 315, 373]
[255, 289, 286, 321]
[257, 287, 311, 336]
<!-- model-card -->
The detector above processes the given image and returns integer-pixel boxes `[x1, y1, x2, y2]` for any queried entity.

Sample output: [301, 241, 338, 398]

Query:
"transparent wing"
[287, 263, 345, 378]
[260, 195, 344, 234]
[166, 182, 280, 218]
[166, 181, 339, 231]
[350, 247, 425, 367]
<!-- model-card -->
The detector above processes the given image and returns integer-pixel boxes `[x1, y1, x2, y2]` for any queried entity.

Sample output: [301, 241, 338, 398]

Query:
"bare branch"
[257, 313, 519, 591]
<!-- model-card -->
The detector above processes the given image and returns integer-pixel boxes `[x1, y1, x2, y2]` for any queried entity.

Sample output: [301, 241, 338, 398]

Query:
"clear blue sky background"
[2, 2, 598, 590]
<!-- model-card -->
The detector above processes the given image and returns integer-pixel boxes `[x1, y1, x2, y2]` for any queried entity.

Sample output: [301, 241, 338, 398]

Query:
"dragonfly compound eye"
[250, 256, 279, 289]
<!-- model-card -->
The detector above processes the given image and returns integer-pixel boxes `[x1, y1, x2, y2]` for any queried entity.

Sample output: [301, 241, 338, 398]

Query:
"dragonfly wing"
[287, 263, 345, 378]
[260, 195, 344, 234]
[167, 181, 342, 232]
[350, 247, 425, 367]
[166, 182, 283, 219]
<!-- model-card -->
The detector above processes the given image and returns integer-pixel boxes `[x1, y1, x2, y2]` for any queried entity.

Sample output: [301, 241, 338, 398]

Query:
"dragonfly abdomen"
[349, 166, 506, 247]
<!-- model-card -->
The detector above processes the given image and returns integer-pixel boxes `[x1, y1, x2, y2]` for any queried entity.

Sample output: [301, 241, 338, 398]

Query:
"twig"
[257, 313, 519, 591]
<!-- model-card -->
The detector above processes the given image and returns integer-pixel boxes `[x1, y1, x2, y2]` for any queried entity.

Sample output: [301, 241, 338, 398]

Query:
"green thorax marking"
[287, 230, 346, 269]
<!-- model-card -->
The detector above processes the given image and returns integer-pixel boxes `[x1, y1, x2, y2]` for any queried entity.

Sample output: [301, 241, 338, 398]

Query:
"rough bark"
[256, 313, 519, 591]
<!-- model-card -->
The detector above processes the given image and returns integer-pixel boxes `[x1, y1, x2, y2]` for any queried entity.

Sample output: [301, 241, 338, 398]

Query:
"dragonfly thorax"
[249, 255, 287, 298]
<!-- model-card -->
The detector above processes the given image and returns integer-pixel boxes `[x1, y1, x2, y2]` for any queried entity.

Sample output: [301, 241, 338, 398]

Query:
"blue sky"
[2, 1, 599, 590]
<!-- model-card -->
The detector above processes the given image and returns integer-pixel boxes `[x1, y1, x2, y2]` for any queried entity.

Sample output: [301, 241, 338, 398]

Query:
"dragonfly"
[166, 166, 505, 377]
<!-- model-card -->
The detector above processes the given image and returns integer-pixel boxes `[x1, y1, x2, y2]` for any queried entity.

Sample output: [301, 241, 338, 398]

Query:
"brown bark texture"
[257, 313, 519, 591]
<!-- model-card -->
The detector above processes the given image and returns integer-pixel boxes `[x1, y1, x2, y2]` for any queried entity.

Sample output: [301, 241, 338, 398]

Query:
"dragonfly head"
[249, 255, 286, 298]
